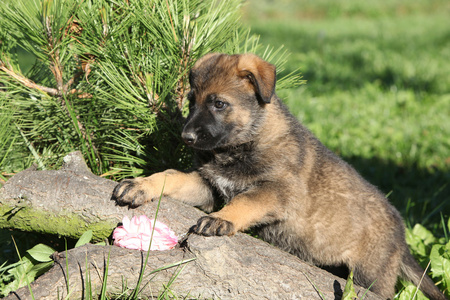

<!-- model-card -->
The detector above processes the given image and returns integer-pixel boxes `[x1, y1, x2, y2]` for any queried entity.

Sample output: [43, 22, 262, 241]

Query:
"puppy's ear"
[192, 53, 221, 69]
[189, 53, 222, 88]
[238, 54, 276, 104]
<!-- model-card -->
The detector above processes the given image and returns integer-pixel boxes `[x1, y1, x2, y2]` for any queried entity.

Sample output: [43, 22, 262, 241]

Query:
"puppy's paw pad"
[191, 216, 235, 236]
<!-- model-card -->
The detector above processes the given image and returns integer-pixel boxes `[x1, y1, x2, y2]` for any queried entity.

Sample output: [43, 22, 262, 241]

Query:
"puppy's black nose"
[182, 132, 197, 145]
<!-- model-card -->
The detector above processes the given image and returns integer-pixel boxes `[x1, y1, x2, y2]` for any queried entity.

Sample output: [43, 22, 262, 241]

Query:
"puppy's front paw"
[111, 178, 156, 208]
[191, 215, 236, 236]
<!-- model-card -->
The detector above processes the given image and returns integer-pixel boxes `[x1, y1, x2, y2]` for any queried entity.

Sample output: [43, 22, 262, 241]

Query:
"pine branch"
[64, 71, 83, 92]
[1, 0, 302, 178]
[175, 15, 195, 111]
[0, 61, 58, 95]
[0, 61, 90, 98]
[44, 18, 64, 94]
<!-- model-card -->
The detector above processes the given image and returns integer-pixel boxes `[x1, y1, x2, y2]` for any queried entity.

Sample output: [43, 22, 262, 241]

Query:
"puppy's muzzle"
[182, 132, 197, 146]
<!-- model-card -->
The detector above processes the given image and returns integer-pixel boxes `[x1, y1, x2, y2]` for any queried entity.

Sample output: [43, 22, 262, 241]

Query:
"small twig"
[42, 8, 64, 94]
[44, 15, 64, 94]
[0, 64, 58, 95]
[69, 89, 92, 99]
[42, 11, 100, 164]
[0, 63, 91, 99]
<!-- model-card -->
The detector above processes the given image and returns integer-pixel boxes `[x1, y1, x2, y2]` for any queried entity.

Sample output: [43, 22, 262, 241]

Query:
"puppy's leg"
[191, 185, 282, 236]
[353, 247, 402, 299]
[111, 169, 214, 211]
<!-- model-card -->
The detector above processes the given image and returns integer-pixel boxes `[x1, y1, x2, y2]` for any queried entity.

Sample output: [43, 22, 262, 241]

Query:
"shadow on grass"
[0, 229, 78, 266]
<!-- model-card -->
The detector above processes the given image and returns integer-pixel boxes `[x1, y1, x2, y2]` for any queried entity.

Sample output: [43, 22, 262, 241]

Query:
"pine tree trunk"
[1, 152, 381, 299]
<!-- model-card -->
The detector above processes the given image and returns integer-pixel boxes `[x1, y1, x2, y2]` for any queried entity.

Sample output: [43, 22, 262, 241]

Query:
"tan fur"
[210, 187, 282, 234]
[113, 170, 214, 212]
[112, 53, 447, 300]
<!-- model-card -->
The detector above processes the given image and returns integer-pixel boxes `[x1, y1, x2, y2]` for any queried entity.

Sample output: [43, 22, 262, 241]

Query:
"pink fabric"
[113, 215, 178, 251]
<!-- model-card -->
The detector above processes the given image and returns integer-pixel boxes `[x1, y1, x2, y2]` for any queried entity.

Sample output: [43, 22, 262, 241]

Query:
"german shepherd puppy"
[112, 53, 446, 300]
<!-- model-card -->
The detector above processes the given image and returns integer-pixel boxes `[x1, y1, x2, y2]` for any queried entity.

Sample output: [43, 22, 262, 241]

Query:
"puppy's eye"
[214, 100, 227, 110]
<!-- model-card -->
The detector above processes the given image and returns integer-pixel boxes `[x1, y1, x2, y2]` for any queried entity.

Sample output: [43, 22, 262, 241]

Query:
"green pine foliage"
[0, 0, 302, 179]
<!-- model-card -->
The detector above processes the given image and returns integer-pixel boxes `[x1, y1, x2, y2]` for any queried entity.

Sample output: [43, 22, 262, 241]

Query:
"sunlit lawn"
[242, 0, 450, 229]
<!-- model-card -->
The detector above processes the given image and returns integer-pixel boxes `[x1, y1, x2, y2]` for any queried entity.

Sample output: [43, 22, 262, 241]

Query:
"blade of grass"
[301, 270, 326, 300]
[65, 238, 70, 297]
[15, 124, 45, 170]
[100, 247, 111, 300]
[441, 213, 449, 243]
[159, 259, 191, 298]
[359, 279, 376, 299]
[412, 260, 431, 300]
[129, 175, 166, 298]
[64, 95, 99, 174]
[11, 236, 35, 300]
[85, 253, 93, 300]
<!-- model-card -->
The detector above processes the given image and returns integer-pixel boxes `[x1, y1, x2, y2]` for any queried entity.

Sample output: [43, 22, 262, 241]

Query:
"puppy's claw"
[111, 179, 149, 208]
[191, 216, 236, 236]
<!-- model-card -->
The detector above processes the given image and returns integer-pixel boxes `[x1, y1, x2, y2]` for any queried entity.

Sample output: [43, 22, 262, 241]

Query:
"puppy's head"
[182, 53, 276, 150]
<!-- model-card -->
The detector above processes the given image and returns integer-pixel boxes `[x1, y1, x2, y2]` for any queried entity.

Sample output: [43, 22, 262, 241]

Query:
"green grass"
[242, 0, 450, 229]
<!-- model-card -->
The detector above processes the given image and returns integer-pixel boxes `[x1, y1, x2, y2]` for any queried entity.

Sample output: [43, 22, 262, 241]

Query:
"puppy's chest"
[198, 151, 262, 202]
[209, 172, 243, 201]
